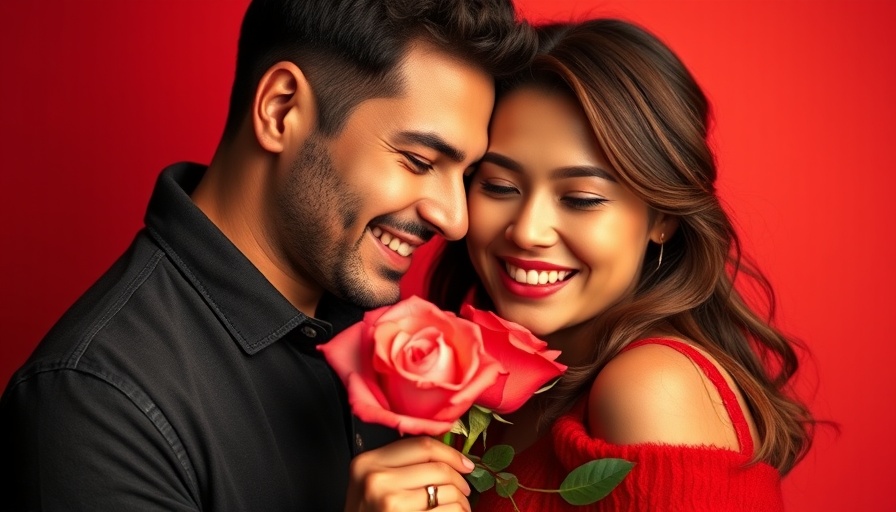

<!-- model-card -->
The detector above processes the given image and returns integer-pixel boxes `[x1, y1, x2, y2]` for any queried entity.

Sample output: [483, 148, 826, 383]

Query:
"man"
[0, 1, 535, 510]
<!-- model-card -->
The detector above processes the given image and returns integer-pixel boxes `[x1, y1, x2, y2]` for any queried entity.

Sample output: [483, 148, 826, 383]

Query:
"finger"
[361, 460, 472, 498]
[356, 436, 475, 474]
[390, 484, 469, 512]
[361, 483, 470, 512]
[432, 505, 470, 512]
[427, 485, 469, 512]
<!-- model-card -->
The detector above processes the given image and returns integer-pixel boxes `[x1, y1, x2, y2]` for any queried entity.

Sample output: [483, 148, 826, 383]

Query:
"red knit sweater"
[475, 339, 784, 511]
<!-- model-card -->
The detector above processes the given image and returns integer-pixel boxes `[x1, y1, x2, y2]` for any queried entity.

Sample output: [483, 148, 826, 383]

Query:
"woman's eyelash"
[563, 197, 607, 209]
[480, 182, 518, 195]
[479, 180, 607, 209]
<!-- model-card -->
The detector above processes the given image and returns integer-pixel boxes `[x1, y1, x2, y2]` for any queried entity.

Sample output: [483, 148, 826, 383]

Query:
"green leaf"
[495, 472, 519, 498]
[559, 458, 634, 505]
[467, 466, 495, 493]
[481, 444, 514, 472]
[462, 406, 493, 453]
[469, 406, 493, 438]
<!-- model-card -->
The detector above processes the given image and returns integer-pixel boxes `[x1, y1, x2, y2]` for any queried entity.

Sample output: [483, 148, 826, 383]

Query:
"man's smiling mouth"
[371, 226, 416, 257]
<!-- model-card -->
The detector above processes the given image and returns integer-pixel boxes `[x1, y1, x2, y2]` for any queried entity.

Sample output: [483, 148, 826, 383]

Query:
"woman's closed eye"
[479, 180, 519, 196]
[479, 179, 608, 210]
[563, 194, 608, 210]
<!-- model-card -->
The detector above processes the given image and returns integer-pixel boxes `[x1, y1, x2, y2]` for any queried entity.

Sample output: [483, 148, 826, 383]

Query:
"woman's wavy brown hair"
[428, 19, 813, 474]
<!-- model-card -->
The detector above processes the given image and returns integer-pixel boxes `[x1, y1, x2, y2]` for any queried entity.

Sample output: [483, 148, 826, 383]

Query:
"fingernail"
[462, 456, 475, 471]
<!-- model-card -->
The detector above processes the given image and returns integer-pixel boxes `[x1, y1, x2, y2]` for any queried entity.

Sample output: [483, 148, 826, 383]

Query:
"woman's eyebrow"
[551, 165, 617, 182]
[481, 152, 616, 182]
[480, 152, 523, 173]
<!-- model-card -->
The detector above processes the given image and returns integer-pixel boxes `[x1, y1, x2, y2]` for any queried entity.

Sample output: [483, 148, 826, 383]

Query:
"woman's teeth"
[371, 227, 415, 257]
[505, 263, 571, 285]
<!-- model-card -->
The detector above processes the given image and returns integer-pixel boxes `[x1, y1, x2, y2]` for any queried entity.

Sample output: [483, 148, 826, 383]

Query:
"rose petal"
[462, 305, 567, 414]
[474, 372, 510, 411]
[377, 295, 440, 324]
[321, 296, 517, 435]
[394, 328, 456, 379]
[317, 322, 366, 380]
[346, 374, 454, 436]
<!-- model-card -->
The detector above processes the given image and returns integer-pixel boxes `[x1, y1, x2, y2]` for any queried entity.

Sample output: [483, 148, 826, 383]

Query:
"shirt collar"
[143, 162, 363, 355]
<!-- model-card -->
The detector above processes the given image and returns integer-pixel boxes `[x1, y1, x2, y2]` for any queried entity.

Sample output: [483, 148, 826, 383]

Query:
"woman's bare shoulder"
[586, 340, 742, 450]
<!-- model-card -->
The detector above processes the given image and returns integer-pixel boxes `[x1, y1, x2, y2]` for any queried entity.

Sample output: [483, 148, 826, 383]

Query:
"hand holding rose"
[344, 436, 474, 512]
[320, 296, 630, 510]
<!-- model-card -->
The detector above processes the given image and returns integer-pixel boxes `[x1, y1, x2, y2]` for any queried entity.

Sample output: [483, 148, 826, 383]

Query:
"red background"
[1, 1, 893, 510]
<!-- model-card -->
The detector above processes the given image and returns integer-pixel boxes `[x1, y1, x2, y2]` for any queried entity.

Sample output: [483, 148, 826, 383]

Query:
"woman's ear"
[649, 213, 680, 244]
[251, 61, 316, 154]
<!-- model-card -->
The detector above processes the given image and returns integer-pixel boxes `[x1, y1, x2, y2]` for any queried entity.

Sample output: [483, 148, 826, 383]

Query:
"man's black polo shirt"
[0, 163, 398, 511]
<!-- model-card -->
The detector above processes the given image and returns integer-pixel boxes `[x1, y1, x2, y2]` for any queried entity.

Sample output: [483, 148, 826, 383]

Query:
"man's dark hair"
[222, 0, 537, 139]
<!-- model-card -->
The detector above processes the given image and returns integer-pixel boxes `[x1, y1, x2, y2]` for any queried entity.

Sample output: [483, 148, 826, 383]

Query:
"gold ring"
[425, 484, 438, 509]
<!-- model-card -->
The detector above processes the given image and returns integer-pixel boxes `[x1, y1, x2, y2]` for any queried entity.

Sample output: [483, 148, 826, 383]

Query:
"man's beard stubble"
[276, 132, 388, 309]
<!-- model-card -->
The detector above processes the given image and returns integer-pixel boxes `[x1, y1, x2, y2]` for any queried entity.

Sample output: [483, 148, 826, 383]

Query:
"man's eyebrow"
[481, 152, 617, 182]
[395, 131, 465, 163]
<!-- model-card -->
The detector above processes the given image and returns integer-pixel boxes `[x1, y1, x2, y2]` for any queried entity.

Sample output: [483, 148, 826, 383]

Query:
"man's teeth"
[505, 263, 570, 285]
[371, 227, 415, 257]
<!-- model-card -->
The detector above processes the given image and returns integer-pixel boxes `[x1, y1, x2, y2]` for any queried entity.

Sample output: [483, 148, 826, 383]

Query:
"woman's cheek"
[467, 197, 505, 259]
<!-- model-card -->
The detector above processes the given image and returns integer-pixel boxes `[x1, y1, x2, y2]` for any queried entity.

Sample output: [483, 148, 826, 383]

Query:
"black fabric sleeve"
[0, 368, 200, 511]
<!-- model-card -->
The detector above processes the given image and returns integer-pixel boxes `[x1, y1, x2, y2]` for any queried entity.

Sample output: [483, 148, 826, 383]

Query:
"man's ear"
[252, 61, 316, 154]
[649, 212, 680, 244]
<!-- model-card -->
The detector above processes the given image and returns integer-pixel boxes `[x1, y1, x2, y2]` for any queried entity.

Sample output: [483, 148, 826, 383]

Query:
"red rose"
[461, 305, 567, 415]
[318, 296, 504, 436]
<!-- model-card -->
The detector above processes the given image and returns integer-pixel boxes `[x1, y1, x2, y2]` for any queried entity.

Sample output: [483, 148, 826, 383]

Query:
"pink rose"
[461, 305, 567, 415]
[318, 296, 504, 436]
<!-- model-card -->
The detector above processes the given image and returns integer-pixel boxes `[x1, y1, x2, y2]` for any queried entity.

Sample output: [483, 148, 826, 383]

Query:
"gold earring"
[657, 233, 665, 271]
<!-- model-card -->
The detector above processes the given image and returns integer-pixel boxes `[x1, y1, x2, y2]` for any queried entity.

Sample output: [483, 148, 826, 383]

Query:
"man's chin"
[366, 283, 402, 309]
[340, 279, 402, 310]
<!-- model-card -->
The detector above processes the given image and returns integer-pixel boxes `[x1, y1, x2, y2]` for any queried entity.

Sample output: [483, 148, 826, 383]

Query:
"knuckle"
[380, 493, 401, 512]
[448, 485, 468, 503]
[435, 461, 456, 480]
[348, 458, 366, 482]
[349, 451, 372, 473]
[419, 435, 435, 450]
[364, 471, 388, 494]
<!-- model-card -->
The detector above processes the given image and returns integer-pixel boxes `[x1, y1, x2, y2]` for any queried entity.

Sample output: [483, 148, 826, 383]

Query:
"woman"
[429, 19, 813, 510]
